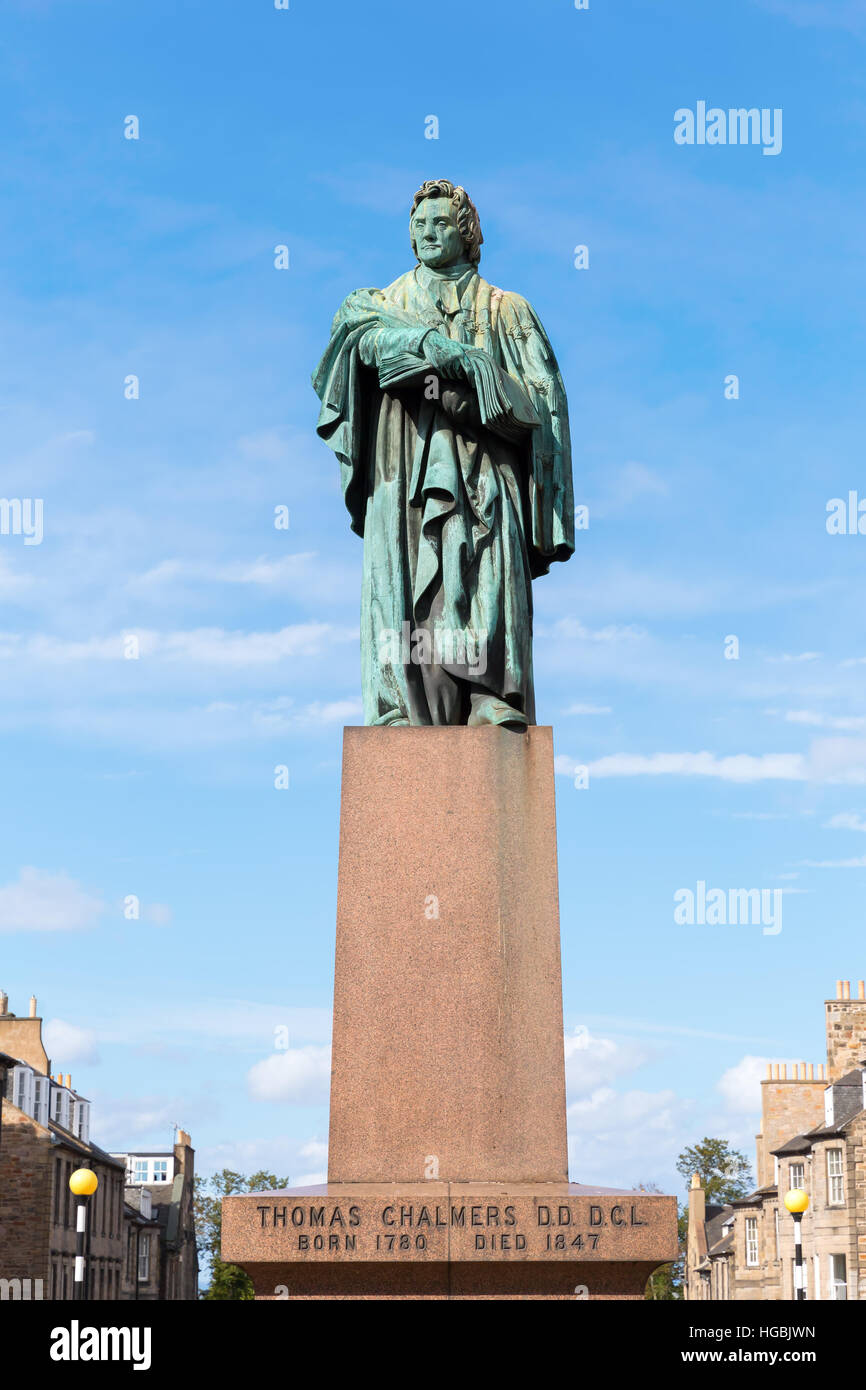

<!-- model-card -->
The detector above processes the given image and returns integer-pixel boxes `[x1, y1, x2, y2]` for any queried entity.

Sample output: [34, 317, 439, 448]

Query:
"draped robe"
[312, 263, 574, 725]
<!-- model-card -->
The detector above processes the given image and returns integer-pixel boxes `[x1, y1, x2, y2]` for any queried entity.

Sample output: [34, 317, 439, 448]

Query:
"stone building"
[0, 992, 125, 1299]
[0, 991, 198, 1300]
[111, 1134, 199, 1300]
[684, 979, 866, 1301]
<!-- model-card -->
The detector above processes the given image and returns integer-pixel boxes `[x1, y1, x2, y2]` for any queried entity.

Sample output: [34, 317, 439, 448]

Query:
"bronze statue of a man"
[313, 179, 574, 729]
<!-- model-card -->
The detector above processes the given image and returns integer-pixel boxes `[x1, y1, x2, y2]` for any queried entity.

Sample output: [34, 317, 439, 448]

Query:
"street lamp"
[784, 1188, 809, 1301]
[69, 1168, 98, 1301]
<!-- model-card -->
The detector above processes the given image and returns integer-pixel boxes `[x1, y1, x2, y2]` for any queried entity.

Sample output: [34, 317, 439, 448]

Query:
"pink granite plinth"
[222, 726, 680, 1298]
[222, 1182, 679, 1300]
[329, 726, 568, 1184]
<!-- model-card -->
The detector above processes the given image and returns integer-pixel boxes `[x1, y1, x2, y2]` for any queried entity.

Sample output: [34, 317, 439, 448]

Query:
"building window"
[830, 1253, 847, 1300]
[52, 1087, 70, 1131]
[133, 1160, 148, 1184]
[33, 1076, 49, 1125]
[53, 1157, 63, 1223]
[152, 1160, 168, 1182]
[72, 1100, 90, 1144]
[790, 1162, 805, 1191]
[826, 1148, 844, 1205]
[745, 1217, 759, 1267]
[12, 1065, 34, 1116]
[138, 1234, 150, 1283]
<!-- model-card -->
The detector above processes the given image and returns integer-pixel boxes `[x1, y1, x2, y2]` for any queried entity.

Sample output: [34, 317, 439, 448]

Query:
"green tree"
[196, 1168, 289, 1300]
[637, 1183, 685, 1300]
[676, 1137, 753, 1205]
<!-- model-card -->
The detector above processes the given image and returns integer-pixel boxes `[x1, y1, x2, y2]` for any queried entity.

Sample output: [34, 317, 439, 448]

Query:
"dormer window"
[32, 1076, 49, 1126]
[71, 1099, 90, 1143]
[51, 1086, 71, 1131]
[12, 1065, 35, 1116]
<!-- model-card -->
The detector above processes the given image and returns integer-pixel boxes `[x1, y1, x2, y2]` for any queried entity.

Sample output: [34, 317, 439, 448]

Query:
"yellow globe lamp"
[784, 1188, 809, 1215]
[69, 1168, 98, 1197]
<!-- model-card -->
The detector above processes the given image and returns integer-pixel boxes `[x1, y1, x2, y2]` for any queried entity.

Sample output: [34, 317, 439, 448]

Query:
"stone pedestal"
[329, 725, 567, 1184]
[223, 727, 678, 1299]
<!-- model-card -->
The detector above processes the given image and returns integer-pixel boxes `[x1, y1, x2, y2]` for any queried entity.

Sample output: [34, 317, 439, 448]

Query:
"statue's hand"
[422, 330, 470, 380]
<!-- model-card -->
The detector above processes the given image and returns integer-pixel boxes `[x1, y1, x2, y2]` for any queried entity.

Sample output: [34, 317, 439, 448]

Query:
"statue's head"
[409, 179, 483, 269]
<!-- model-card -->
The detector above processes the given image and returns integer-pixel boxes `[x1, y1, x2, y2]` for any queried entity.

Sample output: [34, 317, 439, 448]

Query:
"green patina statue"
[312, 179, 574, 729]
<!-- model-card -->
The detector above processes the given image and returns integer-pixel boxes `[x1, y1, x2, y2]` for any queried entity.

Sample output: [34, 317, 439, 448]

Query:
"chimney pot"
[808, 1063, 814, 1080]
[29, 995, 37, 1018]
[859, 981, 865, 1001]
[64, 1074, 71, 1089]
[0, 990, 7, 1015]
[837, 980, 843, 1000]
[844, 980, 851, 1000]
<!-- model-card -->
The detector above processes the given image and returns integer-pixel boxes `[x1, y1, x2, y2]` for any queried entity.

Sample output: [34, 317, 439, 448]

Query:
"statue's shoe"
[467, 697, 528, 732]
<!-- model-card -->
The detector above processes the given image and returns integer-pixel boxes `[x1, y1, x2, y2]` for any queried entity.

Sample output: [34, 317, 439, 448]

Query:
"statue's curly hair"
[409, 179, 483, 265]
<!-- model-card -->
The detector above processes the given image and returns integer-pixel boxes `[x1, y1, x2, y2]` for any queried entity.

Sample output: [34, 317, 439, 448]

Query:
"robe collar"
[414, 261, 477, 317]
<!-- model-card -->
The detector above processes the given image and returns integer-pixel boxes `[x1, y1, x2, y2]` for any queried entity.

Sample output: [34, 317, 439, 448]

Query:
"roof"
[49, 1125, 125, 1169]
[771, 1133, 814, 1156]
[729, 1185, 775, 1208]
[123, 1200, 160, 1228]
[705, 1204, 734, 1253]
[707, 1229, 734, 1257]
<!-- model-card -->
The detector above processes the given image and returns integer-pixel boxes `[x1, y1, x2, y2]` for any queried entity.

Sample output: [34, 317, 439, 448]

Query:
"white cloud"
[563, 703, 612, 716]
[554, 739, 866, 785]
[547, 618, 647, 644]
[765, 652, 821, 664]
[299, 1138, 328, 1165]
[752, 0, 866, 34]
[716, 1055, 773, 1114]
[826, 812, 866, 833]
[0, 623, 355, 667]
[566, 1087, 691, 1188]
[801, 855, 866, 868]
[772, 709, 866, 732]
[42, 1018, 99, 1066]
[0, 868, 104, 932]
[247, 1045, 332, 1104]
[555, 751, 806, 783]
[564, 1027, 654, 1098]
[807, 738, 866, 784]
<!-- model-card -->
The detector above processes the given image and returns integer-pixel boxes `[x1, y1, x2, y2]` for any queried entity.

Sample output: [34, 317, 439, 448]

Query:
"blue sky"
[1, 0, 865, 1203]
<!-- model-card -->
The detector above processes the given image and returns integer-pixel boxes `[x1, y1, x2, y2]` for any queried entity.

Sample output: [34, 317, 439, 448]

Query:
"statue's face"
[411, 197, 465, 269]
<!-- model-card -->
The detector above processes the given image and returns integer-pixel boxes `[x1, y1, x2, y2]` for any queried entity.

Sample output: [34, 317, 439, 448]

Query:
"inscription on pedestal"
[227, 1190, 669, 1266]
